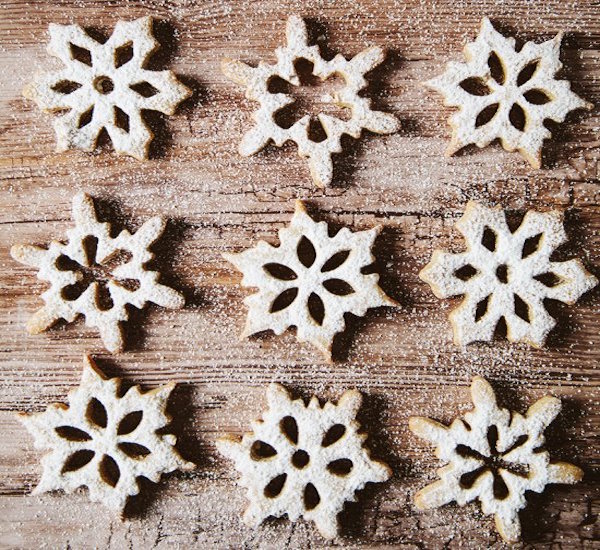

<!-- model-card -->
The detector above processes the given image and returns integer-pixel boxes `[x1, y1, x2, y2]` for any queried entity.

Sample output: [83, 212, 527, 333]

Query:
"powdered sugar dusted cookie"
[425, 17, 592, 167]
[11, 192, 185, 352]
[24, 16, 191, 159]
[19, 355, 194, 513]
[223, 200, 396, 360]
[217, 383, 390, 539]
[419, 201, 597, 347]
[222, 15, 399, 187]
[409, 376, 583, 543]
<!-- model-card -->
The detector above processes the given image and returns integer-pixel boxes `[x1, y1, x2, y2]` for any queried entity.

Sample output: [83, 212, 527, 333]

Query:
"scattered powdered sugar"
[0, 0, 598, 547]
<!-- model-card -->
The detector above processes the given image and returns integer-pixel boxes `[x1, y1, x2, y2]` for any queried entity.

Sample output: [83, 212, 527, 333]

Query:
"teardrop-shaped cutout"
[533, 272, 561, 287]
[517, 61, 539, 86]
[481, 226, 497, 251]
[297, 236, 316, 268]
[69, 43, 92, 66]
[264, 473, 287, 498]
[280, 416, 298, 445]
[509, 103, 526, 131]
[118, 442, 151, 459]
[513, 294, 531, 323]
[475, 295, 491, 322]
[263, 263, 298, 281]
[459, 77, 491, 96]
[321, 250, 350, 272]
[62, 449, 95, 473]
[475, 103, 499, 128]
[493, 472, 510, 499]
[322, 279, 355, 296]
[87, 398, 107, 428]
[303, 483, 320, 510]
[270, 287, 299, 313]
[129, 82, 159, 98]
[454, 264, 478, 281]
[308, 292, 325, 325]
[487, 51, 505, 85]
[327, 458, 353, 476]
[78, 106, 94, 129]
[522, 233, 542, 258]
[322, 424, 346, 447]
[523, 89, 551, 105]
[308, 118, 327, 143]
[51, 80, 82, 95]
[115, 42, 134, 68]
[251, 440, 277, 460]
[117, 411, 143, 435]
[99, 454, 120, 487]
[459, 466, 487, 489]
[55, 426, 92, 441]
[114, 106, 130, 133]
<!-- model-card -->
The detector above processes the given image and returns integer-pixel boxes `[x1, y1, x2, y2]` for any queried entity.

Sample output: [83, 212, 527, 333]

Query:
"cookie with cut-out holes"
[419, 201, 597, 347]
[18, 355, 194, 513]
[425, 17, 592, 167]
[222, 14, 399, 187]
[23, 16, 191, 159]
[11, 192, 184, 352]
[223, 200, 396, 360]
[217, 383, 390, 539]
[409, 376, 583, 543]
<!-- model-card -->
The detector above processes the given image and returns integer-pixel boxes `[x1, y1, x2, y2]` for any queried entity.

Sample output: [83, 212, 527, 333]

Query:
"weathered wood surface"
[0, 0, 599, 548]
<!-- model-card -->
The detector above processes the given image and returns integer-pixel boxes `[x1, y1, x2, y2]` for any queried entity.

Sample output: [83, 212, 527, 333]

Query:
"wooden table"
[1, 1, 598, 548]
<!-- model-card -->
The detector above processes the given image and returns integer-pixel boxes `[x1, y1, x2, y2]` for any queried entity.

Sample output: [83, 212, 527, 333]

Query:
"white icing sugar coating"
[24, 16, 191, 159]
[426, 17, 592, 167]
[222, 15, 399, 187]
[19, 355, 194, 513]
[223, 200, 396, 360]
[410, 376, 583, 543]
[217, 383, 390, 539]
[419, 201, 597, 347]
[11, 192, 185, 352]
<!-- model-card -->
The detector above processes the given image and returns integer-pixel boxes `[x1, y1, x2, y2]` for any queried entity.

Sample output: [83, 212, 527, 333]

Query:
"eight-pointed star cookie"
[223, 200, 396, 360]
[425, 17, 592, 167]
[419, 201, 597, 347]
[19, 355, 194, 513]
[222, 15, 399, 187]
[217, 383, 391, 539]
[409, 376, 583, 543]
[24, 16, 191, 159]
[11, 192, 185, 352]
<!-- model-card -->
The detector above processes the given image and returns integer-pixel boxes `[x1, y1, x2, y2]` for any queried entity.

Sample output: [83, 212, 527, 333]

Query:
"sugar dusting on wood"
[0, 0, 598, 547]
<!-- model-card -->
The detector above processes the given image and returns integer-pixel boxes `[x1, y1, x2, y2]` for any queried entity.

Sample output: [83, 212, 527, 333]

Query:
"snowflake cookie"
[19, 355, 194, 512]
[426, 17, 592, 167]
[23, 16, 191, 159]
[217, 383, 390, 539]
[419, 201, 597, 347]
[11, 192, 185, 352]
[223, 200, 395, 360]
[222, 15, 399, 187]
[409, 376, 583, 543]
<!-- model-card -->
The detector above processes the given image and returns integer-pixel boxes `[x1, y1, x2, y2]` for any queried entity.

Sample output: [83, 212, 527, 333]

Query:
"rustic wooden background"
[0, 0, 599, 548]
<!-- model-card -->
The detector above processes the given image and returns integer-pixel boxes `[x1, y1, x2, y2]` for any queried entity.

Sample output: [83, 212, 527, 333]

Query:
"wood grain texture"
[0, 0, 599, 548]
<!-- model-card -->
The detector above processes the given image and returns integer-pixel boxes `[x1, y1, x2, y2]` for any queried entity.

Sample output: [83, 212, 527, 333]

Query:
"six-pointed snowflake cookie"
[19, 355, 194, 513]
[223, 200, 396, 360]
[409, 376, 583, 543]
[11, 192, 185, 352]
[425, 17, 592, 167]
[217, 383, 390, 539]
[24, 16, 191, 159]
[222, 15, 399, 187]
[419, 201, 597, 347]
